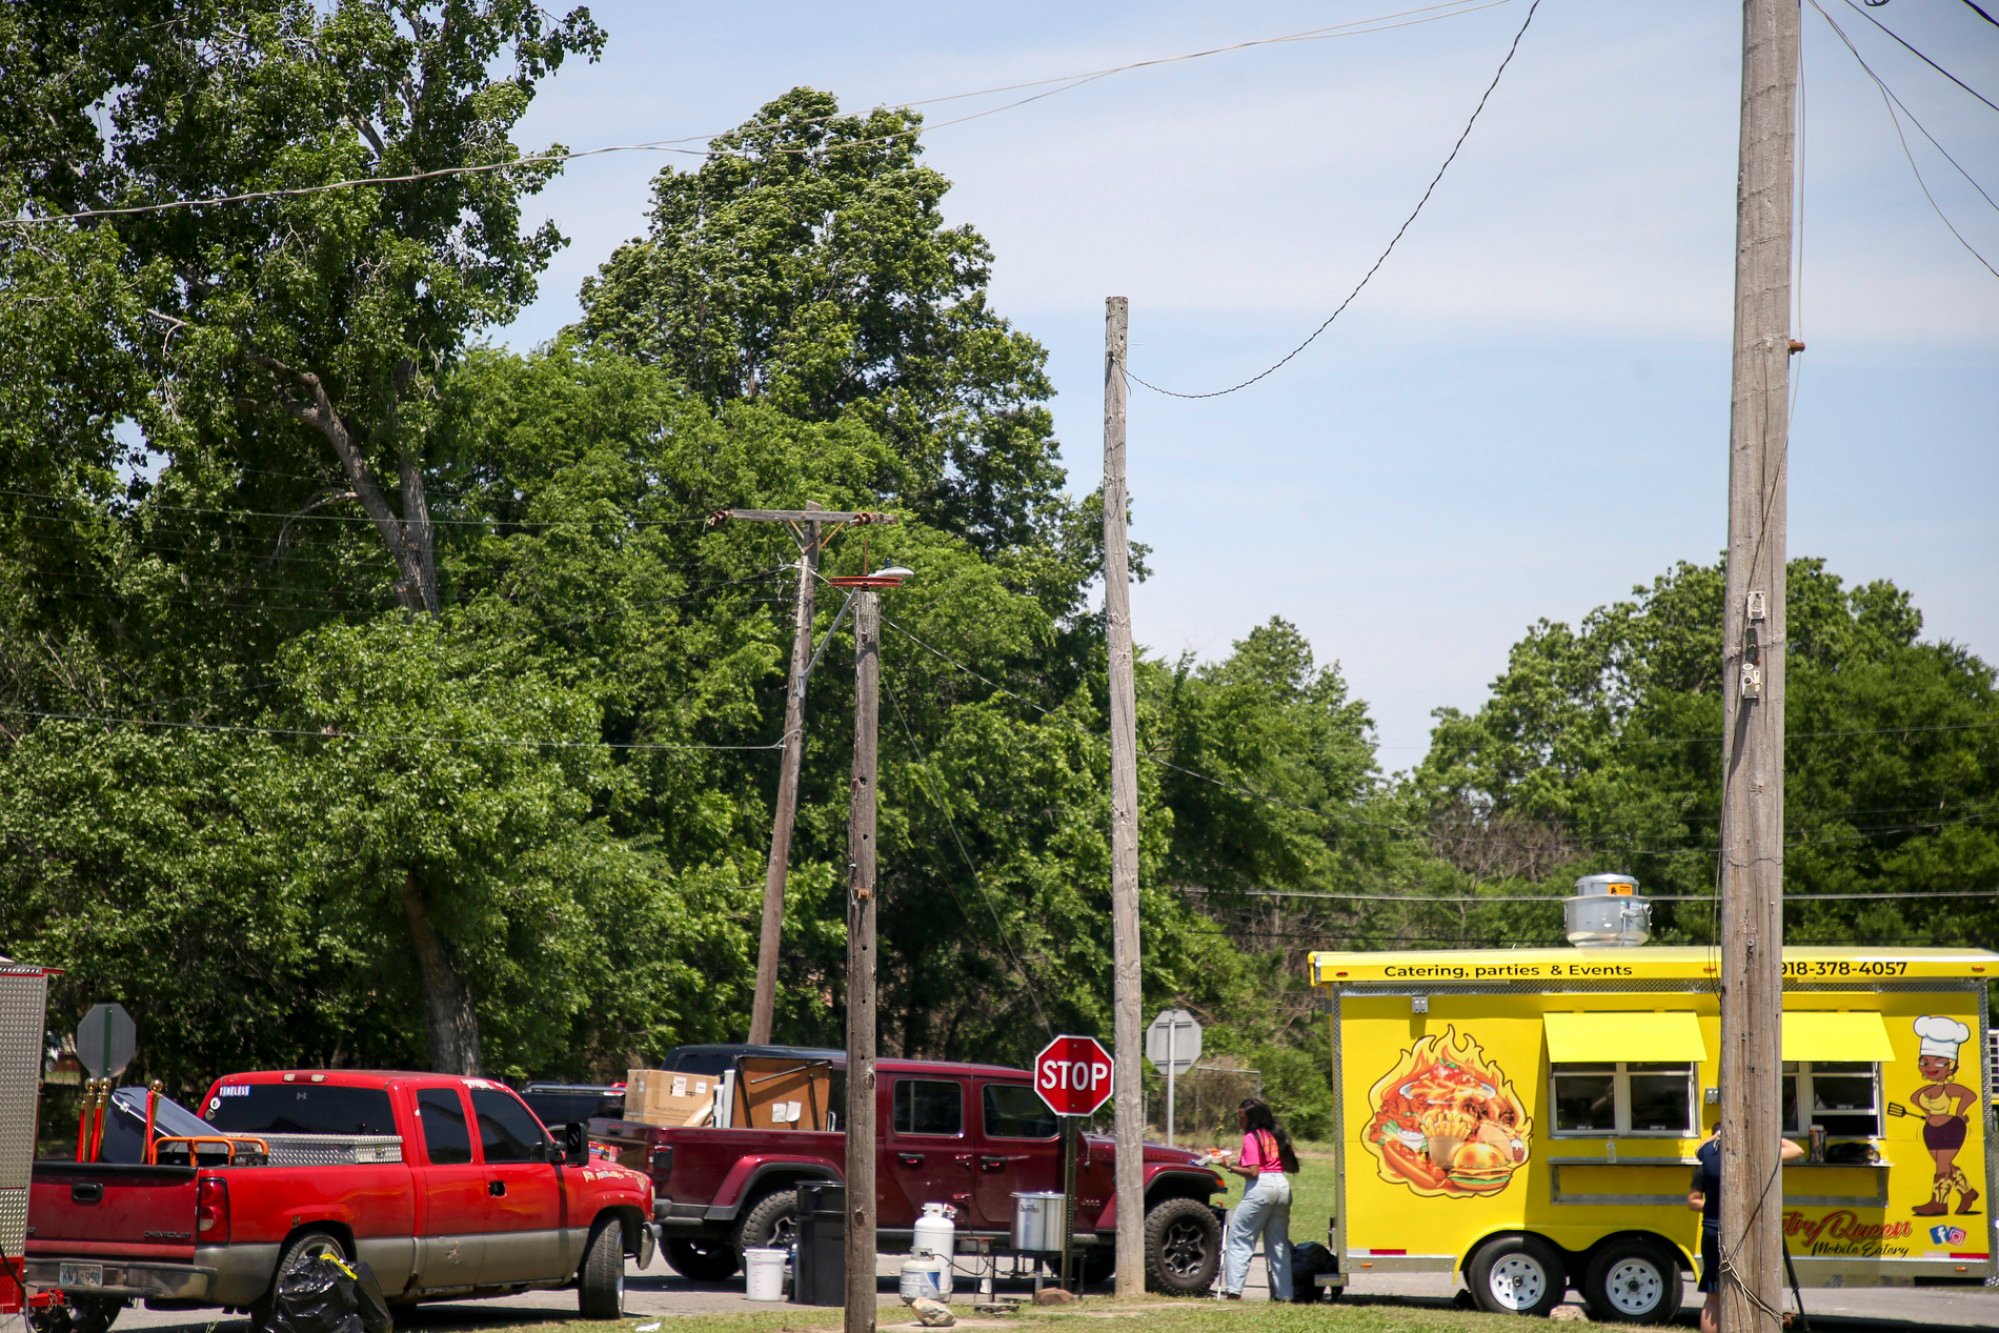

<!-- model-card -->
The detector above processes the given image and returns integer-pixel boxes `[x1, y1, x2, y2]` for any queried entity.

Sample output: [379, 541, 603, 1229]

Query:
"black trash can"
[793, 1181, 847, 1306]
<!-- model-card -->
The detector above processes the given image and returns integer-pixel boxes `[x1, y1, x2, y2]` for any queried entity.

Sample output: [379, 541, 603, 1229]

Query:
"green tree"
[574, 88, 1071, 562]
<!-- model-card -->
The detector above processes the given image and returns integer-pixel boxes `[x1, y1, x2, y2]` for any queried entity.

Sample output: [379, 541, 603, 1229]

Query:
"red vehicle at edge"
[25, 1071, 656, 1332]
[600, 1057, 1230, 1294]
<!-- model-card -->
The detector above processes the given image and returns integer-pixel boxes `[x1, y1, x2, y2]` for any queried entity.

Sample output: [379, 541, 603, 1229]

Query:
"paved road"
[107, 1253, 1999, 1331]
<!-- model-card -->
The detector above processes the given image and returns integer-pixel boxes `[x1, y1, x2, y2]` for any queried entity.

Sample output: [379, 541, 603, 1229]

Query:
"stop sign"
[1033, 1034, 1114, 1117]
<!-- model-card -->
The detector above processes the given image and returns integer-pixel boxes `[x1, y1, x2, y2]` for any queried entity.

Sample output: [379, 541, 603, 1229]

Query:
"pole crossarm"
[707, 508, 897, 527]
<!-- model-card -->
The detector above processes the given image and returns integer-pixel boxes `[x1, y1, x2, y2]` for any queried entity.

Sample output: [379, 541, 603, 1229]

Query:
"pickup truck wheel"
[251, 1230, 350, 1333]
[734, 1189, 800, 1261]
[1142, 1198, 1221, 1296]
[578, 1221, 627, 1318]
[665, 1237, 741, 1282]
[30, 1296, 126, 1333]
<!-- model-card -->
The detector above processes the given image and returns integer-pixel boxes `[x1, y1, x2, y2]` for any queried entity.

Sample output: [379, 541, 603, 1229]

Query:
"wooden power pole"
[836, 571, 902, 1333]
[706, 505, 894, 1045]
[1718, 3, 1796, 1331]
[1101, 295, 1145, 1295]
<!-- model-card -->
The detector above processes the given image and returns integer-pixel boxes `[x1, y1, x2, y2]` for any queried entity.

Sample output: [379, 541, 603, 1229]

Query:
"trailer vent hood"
[1564, 873, 1651, 947]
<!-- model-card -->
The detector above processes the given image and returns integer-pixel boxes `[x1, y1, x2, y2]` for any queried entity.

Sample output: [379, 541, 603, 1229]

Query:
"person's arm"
[1687, 1190, 1706, 1212]
[1780, 1137, 1806, 1163]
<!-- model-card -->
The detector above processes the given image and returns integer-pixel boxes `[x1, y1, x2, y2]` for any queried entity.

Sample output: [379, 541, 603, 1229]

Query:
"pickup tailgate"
[28, 1162, 200, 1261]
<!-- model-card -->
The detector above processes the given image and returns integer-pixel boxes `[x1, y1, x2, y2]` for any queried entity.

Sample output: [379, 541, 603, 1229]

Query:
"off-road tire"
[251, 1229, 349, 1333]
[734, 1189, 801, 1264]
[1581, 1238, 1679, 1324]
[1466, 1233, 1567, 1318]
[1142, 1197, 1221, 1296]
[666, 1237, 741, 1282]
[578, 1220, 627, 1318]
[30, 1296, 125, 1333]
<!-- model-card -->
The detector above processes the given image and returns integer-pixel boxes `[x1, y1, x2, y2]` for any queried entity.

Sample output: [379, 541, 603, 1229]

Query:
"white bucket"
[745, 1247, 787, 1302]
[899, 1256, 948, 1304]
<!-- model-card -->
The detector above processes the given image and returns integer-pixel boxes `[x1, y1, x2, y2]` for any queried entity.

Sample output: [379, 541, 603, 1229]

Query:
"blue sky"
[498, 0, 1998, 765]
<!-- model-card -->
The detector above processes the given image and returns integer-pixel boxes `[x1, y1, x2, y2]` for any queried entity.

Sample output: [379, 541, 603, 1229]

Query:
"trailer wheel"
[666, 1237, 741, 1282]
[578, 1219, 627, 1317]
[1467, 1234, 1566, 1318]
[1582, 1238, 1680, 1323]
[1142, 1198, 1221, 1295]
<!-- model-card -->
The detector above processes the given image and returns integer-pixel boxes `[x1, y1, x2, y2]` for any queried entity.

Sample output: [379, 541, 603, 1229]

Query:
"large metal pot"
[1011, 1191, 1065, 1253]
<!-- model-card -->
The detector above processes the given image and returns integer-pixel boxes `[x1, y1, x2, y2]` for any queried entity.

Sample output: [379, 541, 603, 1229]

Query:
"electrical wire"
[0, 706, 786, 752]
[1837, 0, 1999, 116]
[0, 485, 716, 530]
[0, 1, 1509, 230]
[1810, 0, 1999, 278]
[1188, 885, 1999, 905]
[1127, 0, 1542, 400]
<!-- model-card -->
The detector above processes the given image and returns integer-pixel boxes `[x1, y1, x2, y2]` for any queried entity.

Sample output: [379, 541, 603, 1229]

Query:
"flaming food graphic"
[1362, 1026, 1532, 1199]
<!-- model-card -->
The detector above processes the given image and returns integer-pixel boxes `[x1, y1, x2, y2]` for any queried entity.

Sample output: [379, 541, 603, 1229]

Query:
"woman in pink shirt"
[1219, 1097, 1299, 1299]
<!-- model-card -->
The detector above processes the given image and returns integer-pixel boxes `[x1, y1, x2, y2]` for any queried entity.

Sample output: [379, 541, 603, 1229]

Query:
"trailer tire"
[30, 1296, 126, 1333]
[578, 1219, 627, 1318]
[1466, 1234, 1566, 1318]
[734, 1189, 801, 1264]
[1581, 1238, 1680, 1323]
[1142, 1198, 1221, 1295]
[666, 1237, 741, 1282]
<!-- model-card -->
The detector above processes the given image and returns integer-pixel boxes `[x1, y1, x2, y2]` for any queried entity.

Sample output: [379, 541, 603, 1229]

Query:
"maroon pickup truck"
[598, 1058, 1230, 1294]
[26, 1072, 656, 1332]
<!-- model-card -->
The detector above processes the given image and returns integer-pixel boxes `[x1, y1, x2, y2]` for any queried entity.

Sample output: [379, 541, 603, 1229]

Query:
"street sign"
[1145, 1008, 1202, 1075]
[1033, 1035, 1114, 1117]
[1146, 1008, 1203, 1148]
[76, 1003, 136, 1079]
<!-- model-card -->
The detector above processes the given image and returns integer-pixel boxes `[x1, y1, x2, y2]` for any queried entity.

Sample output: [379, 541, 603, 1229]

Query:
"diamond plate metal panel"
[0, 1185, 26, 1255]
[0, 971, 50, 1199]
[259, 1134, 404, 1167]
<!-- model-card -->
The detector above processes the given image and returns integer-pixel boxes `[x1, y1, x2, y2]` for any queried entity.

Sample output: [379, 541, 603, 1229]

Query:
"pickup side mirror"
[554, 1121, 590, 1167]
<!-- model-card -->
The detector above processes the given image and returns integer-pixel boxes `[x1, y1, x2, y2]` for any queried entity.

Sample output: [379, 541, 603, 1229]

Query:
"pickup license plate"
[59, 1263, 104, 1289]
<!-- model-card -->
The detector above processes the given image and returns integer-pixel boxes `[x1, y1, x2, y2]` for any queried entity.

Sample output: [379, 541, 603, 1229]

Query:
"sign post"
[1033, 1035, 1115, 1294]
[76, 1003, 136, 1080]
[1144, 1009, 1202, 1147]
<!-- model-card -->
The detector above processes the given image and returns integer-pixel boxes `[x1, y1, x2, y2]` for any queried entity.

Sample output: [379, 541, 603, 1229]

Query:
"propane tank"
[913, 1202, 956, 1295]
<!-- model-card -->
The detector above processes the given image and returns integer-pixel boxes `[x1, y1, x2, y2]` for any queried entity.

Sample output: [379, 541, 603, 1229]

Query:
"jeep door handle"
[897, 1153, 924, 1168]
[980, 1155, 1025, 1171]
[488, 1180, 507, 1197]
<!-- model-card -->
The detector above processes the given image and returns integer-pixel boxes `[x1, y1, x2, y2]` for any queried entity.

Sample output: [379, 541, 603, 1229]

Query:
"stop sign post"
[1033, 1035, 1113, 1294]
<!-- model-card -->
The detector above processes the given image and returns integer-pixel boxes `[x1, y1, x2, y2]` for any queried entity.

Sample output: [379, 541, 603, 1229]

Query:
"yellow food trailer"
[1308, 939, 1996, 1320]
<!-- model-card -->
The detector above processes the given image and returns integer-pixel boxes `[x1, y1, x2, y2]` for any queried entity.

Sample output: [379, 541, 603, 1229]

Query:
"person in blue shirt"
[1687, 1120, 1805, 1333]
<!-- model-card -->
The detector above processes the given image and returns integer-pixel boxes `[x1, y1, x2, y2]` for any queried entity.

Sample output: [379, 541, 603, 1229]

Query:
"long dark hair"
[1239, 1098, 1301, 1174]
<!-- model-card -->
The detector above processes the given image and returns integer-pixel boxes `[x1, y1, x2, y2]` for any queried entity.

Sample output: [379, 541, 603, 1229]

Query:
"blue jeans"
[1222, 1173, 1292, 1299]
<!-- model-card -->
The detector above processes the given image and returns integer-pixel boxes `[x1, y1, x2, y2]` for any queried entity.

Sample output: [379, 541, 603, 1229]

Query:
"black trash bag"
[267, 1253, 392, 1333]
[351, 1260, 393, 1333]
[1288, 1241, 1336, 1303]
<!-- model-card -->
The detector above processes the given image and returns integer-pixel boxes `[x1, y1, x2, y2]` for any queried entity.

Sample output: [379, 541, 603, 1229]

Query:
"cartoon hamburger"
[1448, 1139, 1513, 1194]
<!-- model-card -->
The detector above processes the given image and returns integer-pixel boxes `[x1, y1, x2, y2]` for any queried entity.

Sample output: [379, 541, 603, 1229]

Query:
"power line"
[1127, 0, 1542, 400]
[1187, 885, 1999, 905]
[1810, 0, 1999, 278]
[0, 485, 716, 530]
[1957, 0, 1999, 32]
[1, 2, 1508, 230]
[1838, 0, 1999, 114]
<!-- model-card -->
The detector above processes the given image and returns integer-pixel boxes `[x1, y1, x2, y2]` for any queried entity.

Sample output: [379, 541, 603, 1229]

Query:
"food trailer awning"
[1780, 1011, 1895, 1062]
[1543, 1011, 1707, 1063]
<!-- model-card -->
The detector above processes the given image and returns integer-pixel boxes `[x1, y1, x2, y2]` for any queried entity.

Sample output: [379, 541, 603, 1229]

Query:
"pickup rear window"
[204, 1084, 396, 1136]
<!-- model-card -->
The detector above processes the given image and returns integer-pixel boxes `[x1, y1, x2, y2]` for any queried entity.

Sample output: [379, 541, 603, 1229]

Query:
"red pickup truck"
[599, 1057, 1230, 1294]
[24, 1071, 656, 1331]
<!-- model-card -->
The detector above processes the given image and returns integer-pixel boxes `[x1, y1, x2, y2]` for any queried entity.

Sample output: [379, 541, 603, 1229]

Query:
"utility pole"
[706, 506, 895, 1045]
[1101, 295, 1145, 1296]
[1718, 3, 1796, 1332]
[833, 568, 903, 1333]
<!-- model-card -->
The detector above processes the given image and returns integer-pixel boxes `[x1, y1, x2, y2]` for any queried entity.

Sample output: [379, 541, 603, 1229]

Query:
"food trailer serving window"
[1782, 1063, 1881, 1138]
[1546, 1012, 1704, 1137]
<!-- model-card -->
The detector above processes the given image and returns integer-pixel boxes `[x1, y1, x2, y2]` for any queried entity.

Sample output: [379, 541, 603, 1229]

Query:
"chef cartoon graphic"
[1906, 1016, 1978, 1217]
